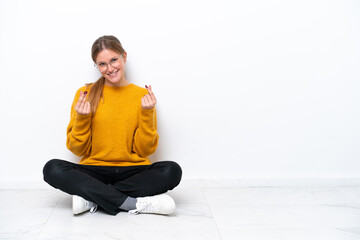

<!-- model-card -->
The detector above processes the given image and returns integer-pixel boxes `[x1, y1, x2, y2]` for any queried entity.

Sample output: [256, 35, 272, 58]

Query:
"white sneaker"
[129, 194, 176, 215]
[72, 195, 98, 215]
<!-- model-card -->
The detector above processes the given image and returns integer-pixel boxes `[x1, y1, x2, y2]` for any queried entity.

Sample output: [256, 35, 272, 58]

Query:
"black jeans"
[43, 159, 182, 215]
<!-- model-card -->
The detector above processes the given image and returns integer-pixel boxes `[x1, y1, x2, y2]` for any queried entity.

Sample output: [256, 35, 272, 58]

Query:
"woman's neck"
[104, 78, 130, 87]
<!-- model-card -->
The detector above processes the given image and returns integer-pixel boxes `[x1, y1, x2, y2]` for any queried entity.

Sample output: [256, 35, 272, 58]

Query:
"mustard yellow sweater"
[66, 84, 158, 166]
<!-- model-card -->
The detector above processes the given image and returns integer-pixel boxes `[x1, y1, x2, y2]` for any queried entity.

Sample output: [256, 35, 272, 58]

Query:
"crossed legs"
[43, 159, 182, 215]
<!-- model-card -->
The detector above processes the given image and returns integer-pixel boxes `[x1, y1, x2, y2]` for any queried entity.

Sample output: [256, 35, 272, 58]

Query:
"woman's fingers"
[75, 91, 91, 115]
[142, 85, 156, 109]
[84, 102, 91, 114]
[78, 92, 86, 111]
[77, 92, 85, 109]
[141, 96, 147, 108]
[141, 94, 150, 106]
[147, 85, 157, 103]
[141, 86, 156, 109]
[78, 101, 91, 115]
[74, 91, 83, 111]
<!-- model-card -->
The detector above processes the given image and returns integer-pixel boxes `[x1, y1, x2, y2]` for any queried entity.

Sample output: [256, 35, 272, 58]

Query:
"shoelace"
[90, 205, 97, 213]
[86, 201, 98, 213]
[129, 202, 155, 214]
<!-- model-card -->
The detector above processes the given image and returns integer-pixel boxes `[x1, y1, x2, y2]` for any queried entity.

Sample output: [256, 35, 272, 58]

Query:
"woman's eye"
[99, 63, 105, 66]
[111, 58, 118, 63]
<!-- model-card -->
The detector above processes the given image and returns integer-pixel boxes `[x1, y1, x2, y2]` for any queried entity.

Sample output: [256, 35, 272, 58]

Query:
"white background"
[0, 0, 359, 187]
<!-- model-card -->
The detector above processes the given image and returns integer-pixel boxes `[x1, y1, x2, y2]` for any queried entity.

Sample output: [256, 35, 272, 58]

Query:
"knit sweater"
[66, 84, 158, 166]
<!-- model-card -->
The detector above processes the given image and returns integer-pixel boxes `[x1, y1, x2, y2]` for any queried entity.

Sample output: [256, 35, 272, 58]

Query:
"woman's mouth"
[107, 70, 119, 78]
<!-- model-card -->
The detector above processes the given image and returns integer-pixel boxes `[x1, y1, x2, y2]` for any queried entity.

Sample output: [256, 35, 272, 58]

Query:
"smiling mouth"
[108, 70, 119, 78]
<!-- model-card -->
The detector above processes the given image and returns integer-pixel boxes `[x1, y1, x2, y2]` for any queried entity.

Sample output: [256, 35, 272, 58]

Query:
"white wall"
[0, 0, 359, 188]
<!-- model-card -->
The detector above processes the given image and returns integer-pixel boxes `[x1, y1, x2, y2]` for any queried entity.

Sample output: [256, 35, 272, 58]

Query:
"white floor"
[0, 183, 360, 240]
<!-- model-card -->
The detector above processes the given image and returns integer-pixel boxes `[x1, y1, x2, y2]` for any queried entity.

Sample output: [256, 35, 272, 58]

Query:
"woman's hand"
[75, 91, 91, 115]
[141, 85, 157, 109]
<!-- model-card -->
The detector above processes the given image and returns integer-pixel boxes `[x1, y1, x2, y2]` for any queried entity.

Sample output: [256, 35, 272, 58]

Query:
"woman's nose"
[107, 63, 114, 72]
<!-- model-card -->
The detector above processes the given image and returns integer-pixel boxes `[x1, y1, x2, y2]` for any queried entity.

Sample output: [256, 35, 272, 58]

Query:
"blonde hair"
[86, 35, 126, 115]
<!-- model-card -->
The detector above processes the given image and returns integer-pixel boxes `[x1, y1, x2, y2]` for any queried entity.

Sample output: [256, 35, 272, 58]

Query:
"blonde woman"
[43, 35, 182, 215]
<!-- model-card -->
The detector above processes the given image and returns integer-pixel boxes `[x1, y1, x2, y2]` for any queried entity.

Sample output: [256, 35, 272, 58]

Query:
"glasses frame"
[94, 55, 123, 71]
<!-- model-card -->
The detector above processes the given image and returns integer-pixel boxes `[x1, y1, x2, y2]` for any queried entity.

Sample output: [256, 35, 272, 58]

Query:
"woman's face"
[95, 49, 127, 87]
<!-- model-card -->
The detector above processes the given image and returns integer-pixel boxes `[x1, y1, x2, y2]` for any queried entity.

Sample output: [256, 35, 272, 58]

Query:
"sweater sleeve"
[132, 107, 159, 157]
[66, 88, 92, 157]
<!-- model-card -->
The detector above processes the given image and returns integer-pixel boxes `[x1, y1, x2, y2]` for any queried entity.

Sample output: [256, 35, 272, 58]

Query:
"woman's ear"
[123, 51, 127, 63]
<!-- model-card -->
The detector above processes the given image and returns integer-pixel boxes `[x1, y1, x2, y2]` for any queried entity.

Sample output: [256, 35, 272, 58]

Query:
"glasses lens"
[97, 55, 122, 71]
[111, 56, 121, 68]
[97, 63, 106, 71]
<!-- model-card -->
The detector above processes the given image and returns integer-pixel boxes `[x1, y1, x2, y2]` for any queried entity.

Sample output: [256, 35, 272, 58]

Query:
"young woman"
[43, 35, 182, 216]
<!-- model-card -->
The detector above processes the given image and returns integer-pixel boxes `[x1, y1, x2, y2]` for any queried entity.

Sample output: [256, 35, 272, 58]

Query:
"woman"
[43, 35, 182, 216]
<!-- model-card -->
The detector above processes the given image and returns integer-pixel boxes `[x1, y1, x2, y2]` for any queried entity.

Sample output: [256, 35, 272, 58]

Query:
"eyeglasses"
[95, 55, 123, 71]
